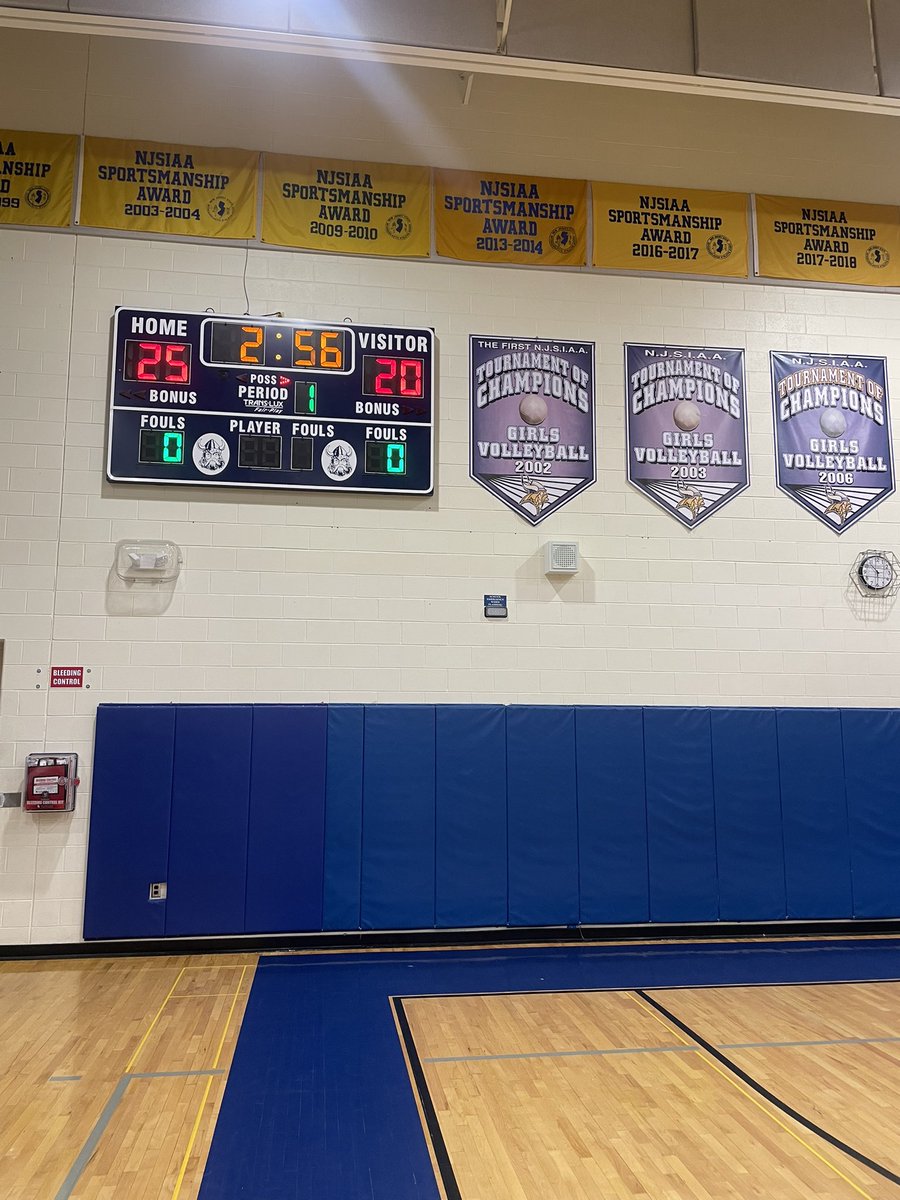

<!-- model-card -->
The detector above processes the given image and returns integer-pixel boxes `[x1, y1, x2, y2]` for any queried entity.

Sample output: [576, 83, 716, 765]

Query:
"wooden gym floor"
[399, 983, 900, 1199]
[0, 954, 256, 1200]
[4, 943, 900, 1198]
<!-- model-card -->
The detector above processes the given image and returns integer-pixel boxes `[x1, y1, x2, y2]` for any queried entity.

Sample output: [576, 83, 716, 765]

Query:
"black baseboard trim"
[4, 919, 900, 961]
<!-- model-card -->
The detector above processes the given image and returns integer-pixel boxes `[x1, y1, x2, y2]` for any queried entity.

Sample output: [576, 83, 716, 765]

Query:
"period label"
[262, 154, 430, 257]
[470, 334, 595, 525]
[771, 351, 894, 532]
[80, 137, 257, 238]
[755, 195, 900, 286]
[626, 344, 749, 528]
[436, 170, 587, 266]
[593, 183, 749, 277]
[0, 129, 77, 227]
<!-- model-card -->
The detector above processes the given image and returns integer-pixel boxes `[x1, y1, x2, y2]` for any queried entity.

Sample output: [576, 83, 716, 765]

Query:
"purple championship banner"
[470, 334, 595, 525]
[771, 351, 894, 533]
[625, 343, 749, 528]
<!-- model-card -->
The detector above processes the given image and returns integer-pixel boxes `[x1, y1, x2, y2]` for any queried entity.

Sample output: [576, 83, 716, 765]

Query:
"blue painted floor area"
[197, 937, 900, 1200]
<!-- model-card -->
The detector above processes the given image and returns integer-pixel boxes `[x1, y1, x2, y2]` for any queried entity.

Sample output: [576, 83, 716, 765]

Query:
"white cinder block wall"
[4, 26, 900, 943]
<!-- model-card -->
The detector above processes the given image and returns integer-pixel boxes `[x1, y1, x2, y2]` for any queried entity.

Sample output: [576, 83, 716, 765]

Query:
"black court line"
[392, 998, 462, 1200]
[395, 975, 900, 1001]
[636, 989, 900, 1189]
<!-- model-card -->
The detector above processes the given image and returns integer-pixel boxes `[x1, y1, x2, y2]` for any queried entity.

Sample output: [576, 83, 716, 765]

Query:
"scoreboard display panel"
[107, 308, 435, 494]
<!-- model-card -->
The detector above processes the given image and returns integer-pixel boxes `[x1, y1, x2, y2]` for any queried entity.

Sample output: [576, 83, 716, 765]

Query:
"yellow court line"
[626, 991, 877, 1200]
[170, 963, 249, 1200]
[123, 966, 187, 1074]
[212, 965, 250, 1069]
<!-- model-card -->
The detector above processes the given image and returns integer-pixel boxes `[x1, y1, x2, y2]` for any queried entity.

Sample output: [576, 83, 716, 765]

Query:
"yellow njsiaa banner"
[755, 194, 900, 286]
[0, 129, 77, 227]
[79, 137, 257, 239]
[434, 169, 587, 266]
[593, 182, 749, 277]
[262, 154, 430, 257]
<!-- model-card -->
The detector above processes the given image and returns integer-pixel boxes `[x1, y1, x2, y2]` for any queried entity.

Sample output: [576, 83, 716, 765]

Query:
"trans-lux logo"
[771, 351, 894, 532]
[469, 335, 596, 525]
[625, 343, 749, 528]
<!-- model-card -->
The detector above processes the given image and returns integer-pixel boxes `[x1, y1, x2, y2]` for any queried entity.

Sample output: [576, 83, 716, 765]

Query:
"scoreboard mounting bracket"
[106, 308, 435, 495]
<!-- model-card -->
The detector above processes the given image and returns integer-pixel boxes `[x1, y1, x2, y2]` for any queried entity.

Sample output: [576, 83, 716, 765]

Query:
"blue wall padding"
[842, 709, 900, 917]
[711, 709, 786, 920]
[322, 706, 365, 930]
[645, 708, 718, 922]
[576, 707, 649, 924]
[83, 705, 175, 940]
[361, 706, 436, 929]
[777, 708, 852, 918]
[85, 704, 900, 941]
[165, 706, 253, 936]
[506, 707, 579, 926]
[435, 706, 508, 927]
[245, 706, 327, 933]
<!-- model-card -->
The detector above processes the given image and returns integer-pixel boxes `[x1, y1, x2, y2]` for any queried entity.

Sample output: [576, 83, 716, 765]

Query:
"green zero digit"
[163, 432, 184, 463]
[386, 442, 406, 474]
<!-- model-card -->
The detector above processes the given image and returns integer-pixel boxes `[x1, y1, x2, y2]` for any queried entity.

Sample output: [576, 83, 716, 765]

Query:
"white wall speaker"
[544, 541, 579, 575]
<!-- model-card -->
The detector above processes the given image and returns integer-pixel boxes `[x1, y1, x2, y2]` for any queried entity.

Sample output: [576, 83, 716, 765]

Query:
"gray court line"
[53, 1069, 226, 1200]
[721, 1034, 900, 1050]
[53, 1077, 130, 1200]
[423, 1044, 698, 1063]
[424, 1032, 900, 1064]
[49, 1075, 82, 1082]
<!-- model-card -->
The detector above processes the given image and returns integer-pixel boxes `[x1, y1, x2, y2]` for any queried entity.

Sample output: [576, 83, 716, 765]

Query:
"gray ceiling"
[5, 0, 900, 98]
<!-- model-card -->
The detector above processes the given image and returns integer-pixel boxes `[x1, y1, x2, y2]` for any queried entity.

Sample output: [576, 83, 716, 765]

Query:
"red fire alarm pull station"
[23, 753, 79, 812]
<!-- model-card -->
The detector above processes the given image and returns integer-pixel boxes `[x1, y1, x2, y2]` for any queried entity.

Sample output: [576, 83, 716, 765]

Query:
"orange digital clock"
[203, 317, 353, 373]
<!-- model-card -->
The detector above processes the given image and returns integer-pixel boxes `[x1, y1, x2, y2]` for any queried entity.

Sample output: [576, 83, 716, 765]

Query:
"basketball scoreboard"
[106, 308, 435, 494]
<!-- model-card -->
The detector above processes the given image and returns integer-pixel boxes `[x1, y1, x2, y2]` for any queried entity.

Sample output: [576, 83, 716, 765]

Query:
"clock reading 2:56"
[204, 320, 353, 373]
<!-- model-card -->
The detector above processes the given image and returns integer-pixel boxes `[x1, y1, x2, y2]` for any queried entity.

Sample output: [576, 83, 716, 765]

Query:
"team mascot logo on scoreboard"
[626, 343, 749, 528]
[771, 350, 894, 532]
[470, 335, 596, 525]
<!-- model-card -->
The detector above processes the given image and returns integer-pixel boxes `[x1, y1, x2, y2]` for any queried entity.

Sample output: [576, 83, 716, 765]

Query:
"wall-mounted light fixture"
[114, 539, 182, 583]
